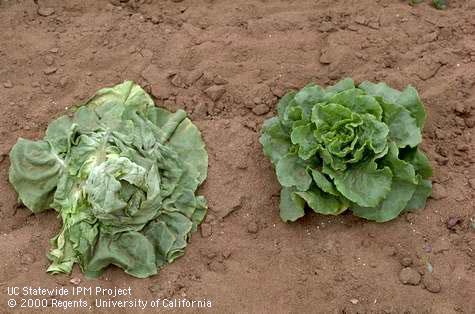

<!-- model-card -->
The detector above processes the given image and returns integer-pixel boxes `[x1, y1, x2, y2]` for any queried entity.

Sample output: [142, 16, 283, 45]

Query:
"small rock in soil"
[252, 104, 270, 116]
[200, 248, 217, 259]
[319, 50, 333, 64]
[44, 67, 58, 75]
[44, 55, 54, 66]
[454, 103, 466, 115]
[208, 260, 226, 272]
[399, 267, 421, 285]
[405, 213, 417, 224]
[456, 144, 469, 152]
[242, 119, 257, 131]
[383, 245, 397, 256]
[468, 178, 475, 190]
[200, 223, 212, 238]
[465, 117, 475, 128]
[447, 216, 462, 230]
[222, 248, 232, 259]
[349, 298, 359, 305]
[423, 243, 432, 253]
[205, 85, 226, 101]
[141, 49, 154, 59]
[205, 213, 215, 223]
[431, 183, 448, 200]
[361, 238, 371, 248]
[354, 16, 367, 25]
[368, 21, 380, 29]
[185, 70, 203, 86]
[170, 74, 186, 88]
[148, 283, 160, 294]
[219, 197, 243, 219]
[3, 80, 13, 88]
[37, 7, 55, 17]
[434, 128, 445, 139]
[435, 155, 448, 166]
[432, 237, 450, 254]
[247, 221, 258, 234]
[20, 253, 35, 265]
[422, 275, 441, 293]
[400, 256, 413, 267]
[59, 77, 69, 87]
[69, 277, 81, 285]
[213, 74, 227, 85]
[193, 103, 208, 119]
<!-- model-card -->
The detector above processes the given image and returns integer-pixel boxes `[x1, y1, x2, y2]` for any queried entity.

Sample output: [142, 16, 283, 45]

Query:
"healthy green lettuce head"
[9, 81, 208, 278]
[260, 78, 432, 223]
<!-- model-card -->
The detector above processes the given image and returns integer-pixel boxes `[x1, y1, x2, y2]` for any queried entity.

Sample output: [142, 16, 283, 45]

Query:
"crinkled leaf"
[290, 123, 319, 160]
[312, 103, 354, 129]
[357, 114, 389, 154]
[329, 89, 383, 120]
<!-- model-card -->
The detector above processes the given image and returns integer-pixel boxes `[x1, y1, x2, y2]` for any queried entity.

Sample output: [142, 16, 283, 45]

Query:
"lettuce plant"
[9, 81, 208, 278]
[260, 78, 432, 222]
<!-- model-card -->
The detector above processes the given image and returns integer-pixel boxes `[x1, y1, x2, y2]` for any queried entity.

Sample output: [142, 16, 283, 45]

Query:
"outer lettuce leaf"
[405, 179, 432, 211]
[9, 139, 65, 212]
[397, 86, 427, 128]
[260, 78, 432, 223]
[379, 100, 422, 148]
[279, 187, 305, 222]
[276, 154, 312, 191]
[325, 78, 355, 95]
[327, 161, 392, 208]
[351, 179, 416, 222]
[359, 81, 425, 148]
[295, 187, 348, 215]
[310, 169, 339, 196]
[259, 117, 292, 164]
[9, 81, 208, 278]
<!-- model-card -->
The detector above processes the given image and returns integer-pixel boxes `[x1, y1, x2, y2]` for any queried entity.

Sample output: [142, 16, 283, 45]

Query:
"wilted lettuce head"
[260, 78, 432, 222]
[9, 81, 208, 278]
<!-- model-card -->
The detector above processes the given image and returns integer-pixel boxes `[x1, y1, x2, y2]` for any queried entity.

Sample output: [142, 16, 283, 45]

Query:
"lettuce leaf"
[9, 81, 208, 278]
[260, 78, 432, 223]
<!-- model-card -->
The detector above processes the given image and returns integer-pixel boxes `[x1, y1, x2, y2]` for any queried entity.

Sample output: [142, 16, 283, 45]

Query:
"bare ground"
[0, 0, 474, 313]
